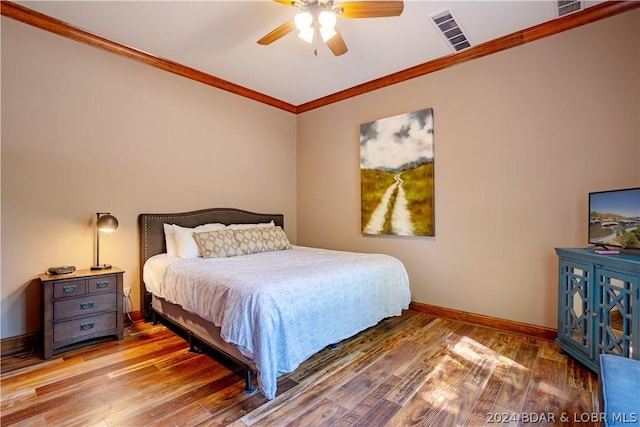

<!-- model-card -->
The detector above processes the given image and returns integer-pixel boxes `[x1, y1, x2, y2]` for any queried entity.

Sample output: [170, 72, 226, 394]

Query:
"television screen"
[589, 187, 640, 249]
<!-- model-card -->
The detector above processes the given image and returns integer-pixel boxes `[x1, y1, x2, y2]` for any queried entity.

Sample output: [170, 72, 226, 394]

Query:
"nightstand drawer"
[88, 276, 116, 293]
[53, 312, 117, 344]
[53, 280, 87, 299]
[53, 292, 116, 321]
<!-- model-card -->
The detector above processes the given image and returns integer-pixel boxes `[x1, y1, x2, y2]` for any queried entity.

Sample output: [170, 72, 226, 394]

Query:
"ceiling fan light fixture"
[320, 26, 336, 42]
[258, 0, 404, 56]
[295, 11, 313, 31]
[318, 10, 337, 29]
[298, 26, 314, 43]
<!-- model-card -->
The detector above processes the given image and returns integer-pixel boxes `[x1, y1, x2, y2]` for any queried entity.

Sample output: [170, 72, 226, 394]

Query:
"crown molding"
[3, 1, 638, 114]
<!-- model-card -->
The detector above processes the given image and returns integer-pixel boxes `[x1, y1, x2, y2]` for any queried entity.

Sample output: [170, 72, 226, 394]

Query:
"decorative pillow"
[261, 226, 291, 251]
[172, 223, 226, 258]
[194, 229, 244, 258]
[226, 221, 275, 230]
[234, 228, 268, 255]
[163, 223, 178, 257]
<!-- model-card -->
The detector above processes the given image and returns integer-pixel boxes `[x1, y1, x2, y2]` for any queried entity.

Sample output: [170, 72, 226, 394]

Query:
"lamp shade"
[295, 11, 313, 31]
[320, 26, 336, 42]
[318, 11, 336, 29]
[298, 26, 314, 43]
[96, 214, 118, 232]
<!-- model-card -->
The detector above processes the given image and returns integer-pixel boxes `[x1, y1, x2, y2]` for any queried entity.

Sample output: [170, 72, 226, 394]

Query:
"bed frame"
[138, 208, 284, 392]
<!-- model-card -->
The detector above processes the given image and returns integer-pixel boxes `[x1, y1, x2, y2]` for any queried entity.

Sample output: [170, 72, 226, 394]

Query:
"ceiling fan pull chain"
[313, 21, 319, 56]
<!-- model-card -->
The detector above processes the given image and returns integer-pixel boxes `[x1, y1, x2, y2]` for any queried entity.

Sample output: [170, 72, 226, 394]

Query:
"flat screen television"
[588, 187, 640, 250]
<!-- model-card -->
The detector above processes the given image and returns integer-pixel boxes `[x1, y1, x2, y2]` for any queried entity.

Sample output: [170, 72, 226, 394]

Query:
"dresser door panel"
[559, 260, 594, 359]
[596, 268, 636, 358]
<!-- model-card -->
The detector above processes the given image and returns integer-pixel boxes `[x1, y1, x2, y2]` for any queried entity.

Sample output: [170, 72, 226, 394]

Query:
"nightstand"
[40, 267, 124, 359]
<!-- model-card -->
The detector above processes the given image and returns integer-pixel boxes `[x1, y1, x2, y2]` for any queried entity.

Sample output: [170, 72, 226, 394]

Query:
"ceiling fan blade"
[326, 29, 348, 56]
[272, 0, 296, 5]
[335, 1, 404, 18]
[257, 20, 296, 45]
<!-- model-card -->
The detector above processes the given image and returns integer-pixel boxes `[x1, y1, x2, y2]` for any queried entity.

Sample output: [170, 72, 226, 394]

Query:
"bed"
[138, 208, 411, 399]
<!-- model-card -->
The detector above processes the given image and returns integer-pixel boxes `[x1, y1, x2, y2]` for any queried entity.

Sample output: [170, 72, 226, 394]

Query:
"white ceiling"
[17, 0, 605, 106]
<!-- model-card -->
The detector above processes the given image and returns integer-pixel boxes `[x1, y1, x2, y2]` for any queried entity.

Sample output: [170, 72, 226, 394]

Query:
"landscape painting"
[361, 108, 435, 236]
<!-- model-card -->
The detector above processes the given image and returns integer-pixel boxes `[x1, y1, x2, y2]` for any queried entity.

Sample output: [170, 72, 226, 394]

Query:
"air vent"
[557, 0, 582, 17]
[430, 10, 471, 52]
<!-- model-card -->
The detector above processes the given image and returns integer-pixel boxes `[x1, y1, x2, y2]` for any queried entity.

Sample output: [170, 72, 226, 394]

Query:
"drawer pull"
[80, 322, 94, 330]
[63, 285, 78, 293]
[96, 281, 110, 289]
[80, 302, 95, 310]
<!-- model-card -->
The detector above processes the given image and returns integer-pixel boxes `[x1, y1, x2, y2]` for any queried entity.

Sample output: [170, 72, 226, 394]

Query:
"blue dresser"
[555, 248, 640, 372]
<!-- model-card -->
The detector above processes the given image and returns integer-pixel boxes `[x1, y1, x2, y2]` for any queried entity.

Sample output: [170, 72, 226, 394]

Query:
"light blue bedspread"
[144, 246, 411, 399]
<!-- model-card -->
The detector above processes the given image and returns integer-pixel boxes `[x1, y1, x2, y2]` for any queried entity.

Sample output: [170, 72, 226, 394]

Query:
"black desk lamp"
[91, 212, 118, 270]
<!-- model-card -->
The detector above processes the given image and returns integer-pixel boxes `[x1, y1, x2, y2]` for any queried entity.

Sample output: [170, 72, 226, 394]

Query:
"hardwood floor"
[1, 311, 600, 426]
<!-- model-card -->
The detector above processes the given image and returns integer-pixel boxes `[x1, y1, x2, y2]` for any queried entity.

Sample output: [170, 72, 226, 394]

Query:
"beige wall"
[1, 10, 639, 340]
[296, 10, 640, 328]
[1, 18, 297, 339]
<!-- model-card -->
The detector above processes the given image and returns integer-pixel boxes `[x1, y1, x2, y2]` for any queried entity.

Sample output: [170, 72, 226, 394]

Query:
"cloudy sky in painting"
[360, 108, 434, 170]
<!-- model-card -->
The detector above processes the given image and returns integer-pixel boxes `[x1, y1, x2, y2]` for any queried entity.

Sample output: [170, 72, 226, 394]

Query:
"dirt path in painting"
[363, 174, 414, 235]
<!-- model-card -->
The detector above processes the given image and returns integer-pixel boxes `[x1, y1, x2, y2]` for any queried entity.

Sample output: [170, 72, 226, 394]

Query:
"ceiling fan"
[257, 0, 404, 56]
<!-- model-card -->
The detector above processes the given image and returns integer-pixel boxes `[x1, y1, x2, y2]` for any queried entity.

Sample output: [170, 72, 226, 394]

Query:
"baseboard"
[409, 301, 557, 341]
[1, 311, 144, 357]
[126, 310, 144, 323]
[1, 332, 39, 357]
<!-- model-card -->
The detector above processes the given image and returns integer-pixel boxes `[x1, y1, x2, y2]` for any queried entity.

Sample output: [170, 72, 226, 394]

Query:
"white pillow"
[163, 224, 179, 257]
[226, 221, 275, 230]
[171, 223, 226, 258]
